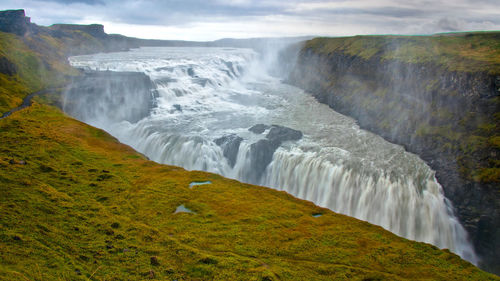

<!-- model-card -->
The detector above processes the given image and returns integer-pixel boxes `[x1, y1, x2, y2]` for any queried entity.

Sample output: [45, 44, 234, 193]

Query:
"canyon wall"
[283, 34, 500, 273]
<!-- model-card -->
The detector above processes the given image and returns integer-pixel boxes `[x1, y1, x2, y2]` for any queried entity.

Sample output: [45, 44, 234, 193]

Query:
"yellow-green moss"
[305, 32, 500, 74]
[0, 101, 497, 280]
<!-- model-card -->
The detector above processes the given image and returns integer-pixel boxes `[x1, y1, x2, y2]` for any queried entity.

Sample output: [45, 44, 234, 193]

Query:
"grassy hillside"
[0, 100, 497, 280]
[0, 19, 498, 279]
[0, 31, 77, 113]
[305, 32, 500, 74]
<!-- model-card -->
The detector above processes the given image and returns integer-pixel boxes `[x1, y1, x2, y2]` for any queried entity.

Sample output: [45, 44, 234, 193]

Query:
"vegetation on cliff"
[306, 33, 500, 74]
[289, 32, 500, 273]
[300, 33, 500, 184]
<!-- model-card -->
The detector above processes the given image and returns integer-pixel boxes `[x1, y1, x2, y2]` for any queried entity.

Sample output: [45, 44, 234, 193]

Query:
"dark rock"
[150, 256, 160, 266]
[0, 57, 17, 75]
[248, 139, 280, 182]
[40, 165, 54, 172]
[248, 124, 270, 134]
[199, 257, 218, 265]
[214, 134, 243, 168]
[187, 67, 195, 77]
[173, 104, 182, 112]
[266, 125, 303, 143]
[79, 255, 89, 262]
[0, 10, 32, 36]
[8, 159, 26, 165]
[50, 24, 106, 39]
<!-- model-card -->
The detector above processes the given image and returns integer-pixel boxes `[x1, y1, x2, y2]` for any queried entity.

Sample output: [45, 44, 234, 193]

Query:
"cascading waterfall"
[65, 46, 478, 264]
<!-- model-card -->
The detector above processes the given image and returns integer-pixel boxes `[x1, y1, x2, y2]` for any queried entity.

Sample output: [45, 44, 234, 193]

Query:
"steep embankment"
[0, 9, 497, 280]
[285, 33, 500, 273]
[3, 102, 498, 280]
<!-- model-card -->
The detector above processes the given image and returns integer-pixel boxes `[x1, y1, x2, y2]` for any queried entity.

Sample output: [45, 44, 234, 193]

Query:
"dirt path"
[0, 88, 57, 119]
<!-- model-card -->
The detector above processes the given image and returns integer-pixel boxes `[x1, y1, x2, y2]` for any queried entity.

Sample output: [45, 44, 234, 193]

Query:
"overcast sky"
[1, 0, 499, 41]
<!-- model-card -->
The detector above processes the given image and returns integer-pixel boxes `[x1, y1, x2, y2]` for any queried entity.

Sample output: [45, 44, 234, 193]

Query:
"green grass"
[0, 26, 498, 280]
[0, 101, 497, 280]
[305, 32, 500, 74]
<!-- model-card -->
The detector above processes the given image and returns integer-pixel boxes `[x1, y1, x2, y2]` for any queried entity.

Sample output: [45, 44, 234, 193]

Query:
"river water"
[65, 47, 477, 263]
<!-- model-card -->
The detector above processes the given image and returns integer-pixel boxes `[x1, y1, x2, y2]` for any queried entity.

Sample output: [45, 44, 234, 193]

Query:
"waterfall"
[64, 46, 478, 264]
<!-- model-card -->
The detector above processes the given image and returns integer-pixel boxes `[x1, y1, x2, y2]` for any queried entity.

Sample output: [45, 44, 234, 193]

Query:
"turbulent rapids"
[65, 47, 477, 263]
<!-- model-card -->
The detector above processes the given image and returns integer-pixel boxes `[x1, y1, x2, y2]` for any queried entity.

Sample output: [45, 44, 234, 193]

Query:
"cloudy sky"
[1, 0, 499, 41]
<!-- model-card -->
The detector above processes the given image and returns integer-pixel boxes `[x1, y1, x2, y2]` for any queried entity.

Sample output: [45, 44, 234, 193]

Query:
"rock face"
[248, 124, 270, 134]
[0, 57, 17, 75]
[214, 134, 243, 168]
[63, 70, 157, 124]
[282, 36, 500, 273]
[0, 10, 32, 36]
[50, 24, 106, 39]
[247, 125, 303, 182]
[266, 125, 303, 143]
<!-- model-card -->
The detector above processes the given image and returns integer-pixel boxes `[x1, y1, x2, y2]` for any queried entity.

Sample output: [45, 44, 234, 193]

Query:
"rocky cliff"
[283, 34, 500, 273]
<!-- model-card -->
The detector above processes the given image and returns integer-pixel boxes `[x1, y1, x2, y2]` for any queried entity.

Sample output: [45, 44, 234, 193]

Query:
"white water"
[66, 47, 477, 264]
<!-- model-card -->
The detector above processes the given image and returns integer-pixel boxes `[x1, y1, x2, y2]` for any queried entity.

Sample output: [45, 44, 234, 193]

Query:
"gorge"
[0, 9, 498, 279]
[63, 46, 479, 267]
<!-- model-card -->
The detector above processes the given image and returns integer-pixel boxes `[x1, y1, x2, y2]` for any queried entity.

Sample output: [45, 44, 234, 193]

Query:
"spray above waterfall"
[63, 46, 478, 264]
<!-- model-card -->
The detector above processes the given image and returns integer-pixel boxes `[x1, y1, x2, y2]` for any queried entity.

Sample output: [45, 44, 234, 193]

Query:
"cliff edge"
[284, 33, 500, 273]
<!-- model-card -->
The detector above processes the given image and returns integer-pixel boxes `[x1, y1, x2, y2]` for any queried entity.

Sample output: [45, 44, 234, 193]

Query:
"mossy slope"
[0, 101, 497, 280]
[306, 32, 500, 74]
[0, 31, 77, 113]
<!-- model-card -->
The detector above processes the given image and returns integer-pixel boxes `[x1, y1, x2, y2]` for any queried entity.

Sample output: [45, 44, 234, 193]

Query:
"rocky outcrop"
[283, 36, 500, 274]
[63, 70, 157, 124]
[247, 125, 303, 182]
[50, 24, 106, 39]
[248, 124, 270, 134]
[0, 57, 17, 75]
[214, 134, 243, 168]
[0, 9, 32, 36]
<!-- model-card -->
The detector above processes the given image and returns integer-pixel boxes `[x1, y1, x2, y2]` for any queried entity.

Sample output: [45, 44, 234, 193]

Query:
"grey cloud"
[437, 17, 464, 31]
[0, 0, 499, 39]
[35, 0, 104, 5]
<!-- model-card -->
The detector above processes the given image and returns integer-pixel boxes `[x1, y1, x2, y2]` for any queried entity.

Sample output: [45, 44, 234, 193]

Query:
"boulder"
[266, 125, 303, 143]
[0, 57, 17, 75]
[0, 10, 32, 36]
[248, 139, 280, 182]
[215, 134, 243, 168]
[248, 124, 270, 134]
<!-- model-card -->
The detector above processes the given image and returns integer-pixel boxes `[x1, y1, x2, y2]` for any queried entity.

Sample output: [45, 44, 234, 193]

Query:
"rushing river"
[65, 47, 477, 264]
